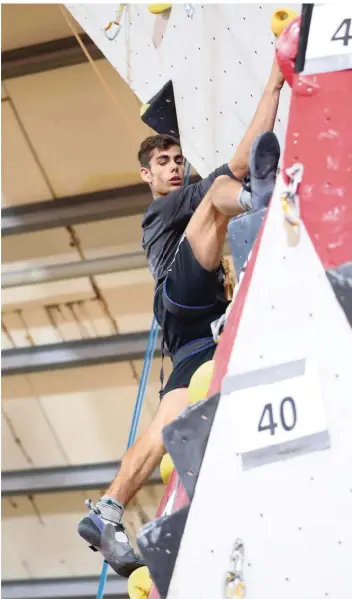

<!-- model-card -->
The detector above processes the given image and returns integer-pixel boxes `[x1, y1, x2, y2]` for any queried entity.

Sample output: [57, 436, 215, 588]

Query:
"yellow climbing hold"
[140, 103, 150, 118]
[160, 453, 174, 485]
[271, 8, 297, 37]
[188, 360, 215, 404]
[128, 566, 152, 599]
[148, 4, 172, 15]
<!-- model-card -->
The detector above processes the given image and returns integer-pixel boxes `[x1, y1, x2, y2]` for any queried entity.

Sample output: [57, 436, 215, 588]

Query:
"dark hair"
[137, 134, 181, 168]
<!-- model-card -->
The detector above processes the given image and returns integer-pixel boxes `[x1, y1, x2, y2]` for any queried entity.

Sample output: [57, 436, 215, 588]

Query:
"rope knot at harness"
[221, 255, 235, 301]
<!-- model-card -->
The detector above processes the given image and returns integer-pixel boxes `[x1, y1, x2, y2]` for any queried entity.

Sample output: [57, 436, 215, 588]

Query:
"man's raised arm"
[228, 57, 284, 180]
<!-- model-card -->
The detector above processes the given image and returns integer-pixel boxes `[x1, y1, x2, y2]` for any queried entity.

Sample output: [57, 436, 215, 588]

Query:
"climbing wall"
[66, 3, 300, 177]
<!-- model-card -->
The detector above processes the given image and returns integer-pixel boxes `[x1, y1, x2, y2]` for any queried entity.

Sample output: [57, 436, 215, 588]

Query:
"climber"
[77, 55, 284, 577]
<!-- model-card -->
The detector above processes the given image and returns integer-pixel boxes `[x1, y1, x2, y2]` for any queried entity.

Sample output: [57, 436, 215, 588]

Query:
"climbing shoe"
[247, 131, 281, 211]
[77, 499, 145, 578]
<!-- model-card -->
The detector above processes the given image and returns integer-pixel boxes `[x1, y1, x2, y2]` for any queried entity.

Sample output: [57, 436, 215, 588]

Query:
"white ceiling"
[1, 3, 85, 51]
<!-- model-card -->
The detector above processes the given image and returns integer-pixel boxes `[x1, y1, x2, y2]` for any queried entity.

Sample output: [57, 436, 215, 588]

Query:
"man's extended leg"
[78, 387, 189, 576]
[105, 387, 189, 503]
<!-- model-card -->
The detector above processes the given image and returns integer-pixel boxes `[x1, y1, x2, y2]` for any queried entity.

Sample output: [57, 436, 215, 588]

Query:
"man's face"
[140, 145, 185, 197]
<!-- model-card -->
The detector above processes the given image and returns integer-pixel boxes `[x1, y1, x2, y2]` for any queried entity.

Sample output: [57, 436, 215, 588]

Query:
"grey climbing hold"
[326, 261, 352, 328]
[162, 393, 220, 500]
[137, 505, 190, 598]
[228, 208, 266, 276]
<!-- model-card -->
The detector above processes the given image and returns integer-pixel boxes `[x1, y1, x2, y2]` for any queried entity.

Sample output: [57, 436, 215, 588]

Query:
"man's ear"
[140, 167, 152, 184]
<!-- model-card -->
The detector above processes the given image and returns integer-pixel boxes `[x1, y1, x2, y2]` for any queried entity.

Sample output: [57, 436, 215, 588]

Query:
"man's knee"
[209, 174, 233, 195]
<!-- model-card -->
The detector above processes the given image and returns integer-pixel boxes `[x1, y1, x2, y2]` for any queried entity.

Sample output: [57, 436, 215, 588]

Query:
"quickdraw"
[225, 538, 246, 598]
[280, 162, 304, 228]
[104, 4, 125, 41]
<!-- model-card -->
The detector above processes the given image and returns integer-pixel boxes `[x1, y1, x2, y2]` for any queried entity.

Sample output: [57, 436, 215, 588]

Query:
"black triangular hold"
[162, 393, 220, 501]
[326, 262, 352, 328]
[137, 505, 190, 598]
[141, 80, 179, 138]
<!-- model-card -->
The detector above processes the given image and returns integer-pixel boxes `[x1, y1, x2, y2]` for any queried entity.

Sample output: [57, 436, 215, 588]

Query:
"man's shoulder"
[152, 187, 188, 212]
[142, 188, 183, 228]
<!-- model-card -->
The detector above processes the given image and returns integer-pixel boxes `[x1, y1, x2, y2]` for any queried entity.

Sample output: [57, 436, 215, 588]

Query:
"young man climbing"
[78, 56, 284, 577]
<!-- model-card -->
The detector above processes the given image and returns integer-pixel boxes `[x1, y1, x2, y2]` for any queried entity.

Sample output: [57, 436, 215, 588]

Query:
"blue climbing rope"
[96, 317, 159, 599]
[97, 157, 191, 599]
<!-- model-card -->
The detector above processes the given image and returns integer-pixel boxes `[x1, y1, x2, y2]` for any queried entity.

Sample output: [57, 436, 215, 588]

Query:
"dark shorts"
[161, 344, 216, 398]
[154, 235, 229, 399]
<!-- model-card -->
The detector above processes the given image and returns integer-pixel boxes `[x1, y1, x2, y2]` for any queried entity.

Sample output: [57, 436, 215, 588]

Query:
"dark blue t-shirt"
[141, 164, 234, 285]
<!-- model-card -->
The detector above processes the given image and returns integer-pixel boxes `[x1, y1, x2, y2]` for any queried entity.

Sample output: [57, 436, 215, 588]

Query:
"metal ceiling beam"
[1, 239, 231, 288]
[2, 331, 163, 377]
[1, 177, 200, 237]
[2, 251, 148, 288]
[2, 461, 161, 496]
[1, 183, 152, 237]
[1, 576, 128, 599]
[1, 34, 104, 81]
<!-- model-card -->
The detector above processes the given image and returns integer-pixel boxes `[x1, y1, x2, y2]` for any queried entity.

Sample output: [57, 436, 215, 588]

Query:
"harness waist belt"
[172, 337, 216, 369]
[162, 280, 216, 318]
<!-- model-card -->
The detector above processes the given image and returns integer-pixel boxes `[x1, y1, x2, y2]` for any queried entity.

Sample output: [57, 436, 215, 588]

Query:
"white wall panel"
[68, 3, 300, 177]
[168, 177, 352, 599]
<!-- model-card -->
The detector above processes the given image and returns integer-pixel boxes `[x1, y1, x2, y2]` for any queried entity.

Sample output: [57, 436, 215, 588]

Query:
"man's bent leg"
[186, 175, 243, 272]
[77, 388, 189, 577]
[186, 131, 280, 273]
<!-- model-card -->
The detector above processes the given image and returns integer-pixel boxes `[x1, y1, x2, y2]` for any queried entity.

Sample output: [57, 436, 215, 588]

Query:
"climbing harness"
[162, 275, 229, 320]
[156, 159, 236, 394]
[158, 156, 235, 391]
[96, 317, 159, 599]
[172, 336, 216, 368]
[224, 538, 246, 599]
[159, 269, 229, 394]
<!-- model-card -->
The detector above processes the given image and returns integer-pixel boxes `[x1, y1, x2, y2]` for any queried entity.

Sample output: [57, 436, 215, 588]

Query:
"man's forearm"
[228, 59, 284, 180]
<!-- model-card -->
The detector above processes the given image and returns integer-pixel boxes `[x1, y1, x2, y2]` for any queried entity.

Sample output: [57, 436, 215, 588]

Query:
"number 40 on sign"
[230, 360, 330, 470]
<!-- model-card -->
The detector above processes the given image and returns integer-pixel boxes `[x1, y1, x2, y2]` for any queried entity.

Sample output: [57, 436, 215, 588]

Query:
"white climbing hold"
[185, 4, 194, 18]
